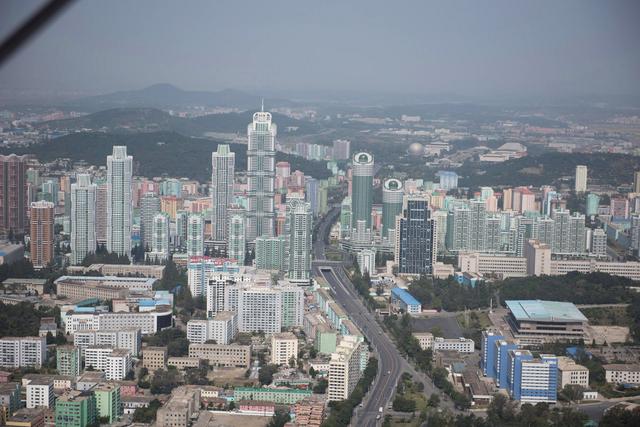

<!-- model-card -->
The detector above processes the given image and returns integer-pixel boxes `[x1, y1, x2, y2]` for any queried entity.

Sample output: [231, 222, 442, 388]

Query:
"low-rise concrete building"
[142, 346, 167, 372]
[188, 343, 250, 368]
[604, 364, 640, 385]
[557, 356, 589, 388]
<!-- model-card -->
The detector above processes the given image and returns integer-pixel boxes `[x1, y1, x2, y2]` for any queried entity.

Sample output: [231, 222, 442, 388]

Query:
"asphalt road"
[312, 211, 459, 425]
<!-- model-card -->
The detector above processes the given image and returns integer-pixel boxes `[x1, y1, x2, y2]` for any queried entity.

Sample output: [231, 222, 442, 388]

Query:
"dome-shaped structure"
[408, 142, 425, 156]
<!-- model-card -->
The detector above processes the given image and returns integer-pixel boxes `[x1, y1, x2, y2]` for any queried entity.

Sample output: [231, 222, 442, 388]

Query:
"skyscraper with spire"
[211, 144, 235, 242]
[246, 107, 276, 242]
[106, 146, 133, 257]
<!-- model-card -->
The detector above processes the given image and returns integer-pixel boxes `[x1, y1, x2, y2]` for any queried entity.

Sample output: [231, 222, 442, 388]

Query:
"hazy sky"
[0, 0, 639, 98]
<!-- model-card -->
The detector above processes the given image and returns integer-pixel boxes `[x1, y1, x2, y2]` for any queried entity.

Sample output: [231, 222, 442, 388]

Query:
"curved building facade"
[382, 178, 403, 240]
[351, 152, 374, 230]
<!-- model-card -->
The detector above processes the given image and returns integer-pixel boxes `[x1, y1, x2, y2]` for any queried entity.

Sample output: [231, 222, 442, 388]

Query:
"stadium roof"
[505, 300, 587, 323]
[391, 287, 421, 307]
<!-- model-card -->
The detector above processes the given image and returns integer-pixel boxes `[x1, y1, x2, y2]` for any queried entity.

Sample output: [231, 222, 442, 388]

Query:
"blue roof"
[391, 287, 421, 306]
[506, 300, 588, 323]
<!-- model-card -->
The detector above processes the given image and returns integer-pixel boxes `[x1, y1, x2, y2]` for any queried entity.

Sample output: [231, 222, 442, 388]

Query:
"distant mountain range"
[36, 107, 319, 136]
[64, 83, 297, 111]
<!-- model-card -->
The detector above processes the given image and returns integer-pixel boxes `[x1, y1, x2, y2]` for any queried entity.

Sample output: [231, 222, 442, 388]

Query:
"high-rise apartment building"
[228, 213, 245, 265]
[70, 174, 96, 265]
[351, 152, 374, 230]
[149, 213, 170, 261]
[255, 235, 286, 271]
[285, 198, 312, 283]
[395, 198, 436, 275]
[95, 183, 108, 246]
[635, 171, 640, 194]
[186, 214, 204, 257]
[247, 110, 276, 242]
[140, 192, 160, 250]
[0, 154, 28, 237]
[211, 144, 235, 242]
[30, 200, 55, 268]
[106, 146, 133, 257]
[382, 179, 403, 240]
[332, 139, 351, 160]
[328, 336, 366, 401]
[575, 165, 588, 193]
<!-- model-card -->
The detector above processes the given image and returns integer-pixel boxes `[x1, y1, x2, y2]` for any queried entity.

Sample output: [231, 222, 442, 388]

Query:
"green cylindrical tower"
[351, 152, 374, 229]
[382, 178, 403, 239]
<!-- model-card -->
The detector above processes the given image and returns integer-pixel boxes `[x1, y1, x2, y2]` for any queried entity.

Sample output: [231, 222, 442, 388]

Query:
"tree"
[486, 394, 517, 424]
[313, 378, 328, 394]
[258, 364, 279, 385]
[428, 393, 440, 407]
[309, 367, 317, 378]
[561, 384, 585, 402]
[289, 356, 296, 369]
[267, 410, 291, 427]
[150, 369, 179, 394]
[392, 395, 416, 412]
[132, 399, 162, 423]
[599, 406, 640, 427]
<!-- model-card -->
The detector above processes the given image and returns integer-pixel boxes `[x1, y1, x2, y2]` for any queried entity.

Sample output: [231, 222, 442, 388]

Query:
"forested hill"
[459, 152, 640, 188]
[36, 107, 320, 137]
[0, 132, 331, 182]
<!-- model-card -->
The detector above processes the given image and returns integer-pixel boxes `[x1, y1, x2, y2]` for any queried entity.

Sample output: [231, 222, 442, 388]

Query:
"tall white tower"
[70, 174, 96, 265]
[246, 109, 276, 242]
[106, 146, 133, 257]
[211, 144, 235, 242]
[575, 165, 587, 193]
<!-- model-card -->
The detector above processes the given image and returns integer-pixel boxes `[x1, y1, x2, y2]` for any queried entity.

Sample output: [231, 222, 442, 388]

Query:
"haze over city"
[1, 0, 639, 101]
[0, 1, 640, 427]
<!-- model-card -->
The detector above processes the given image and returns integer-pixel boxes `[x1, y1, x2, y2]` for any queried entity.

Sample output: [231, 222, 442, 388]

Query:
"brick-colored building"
[29, 201, 54, 268]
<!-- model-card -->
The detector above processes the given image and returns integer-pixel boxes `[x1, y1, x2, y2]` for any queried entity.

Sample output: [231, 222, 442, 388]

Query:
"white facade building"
[246, 110, 276, 242]
[106, 146, 133, 257]
[431, 337, 475, 353]
[0, 336, 46, 368]
[186, 312, 237, 345]
[211, 145, 235, 242]
[70, 174, 96, 265]
[26, 380, 54, 408]
[328, 336, 366, 401]
[271, 332, 299, 366]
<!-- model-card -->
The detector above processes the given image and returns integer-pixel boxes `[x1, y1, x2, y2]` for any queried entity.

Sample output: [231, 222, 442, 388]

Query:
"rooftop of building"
[213, 311, 236, 321]
[391, 287, 421, 306]
[143, 346, 168, 353]
[272, 332, 297, 341]
[557, 356, 589, 371]
[7, 408, 44, 422]
[603, 364, 640, 372]
[505, 300, 588, 323]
